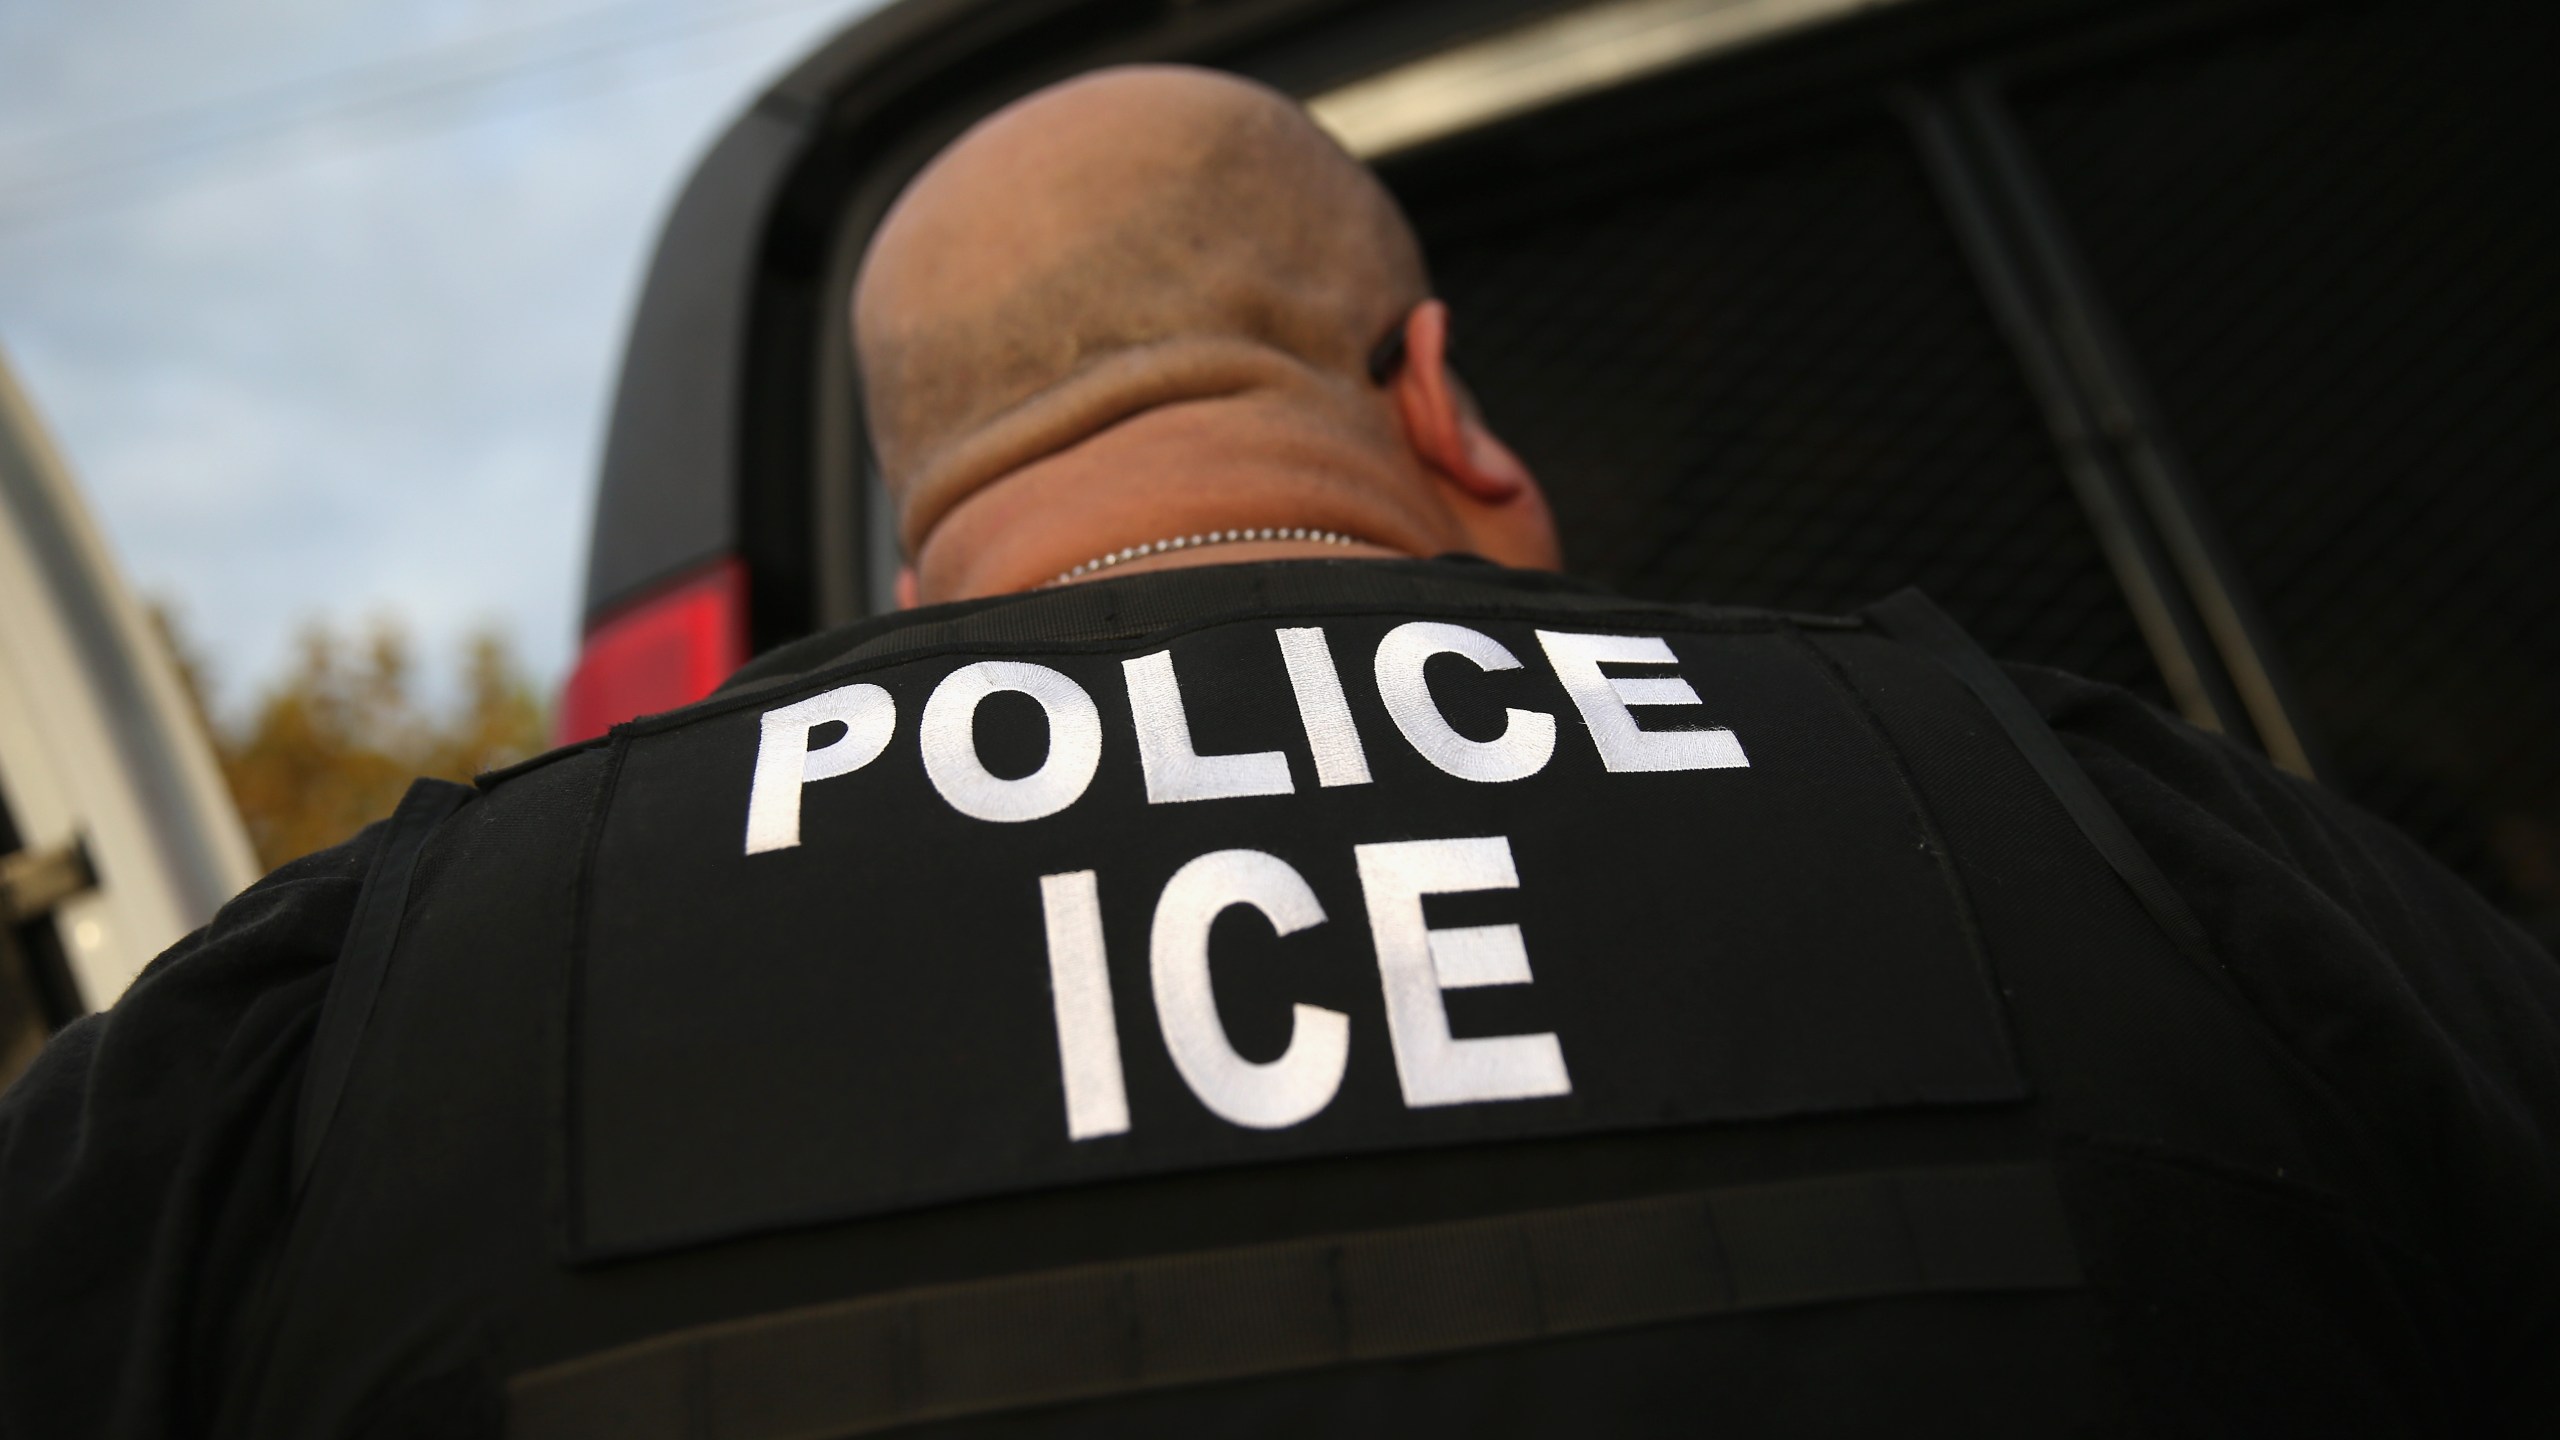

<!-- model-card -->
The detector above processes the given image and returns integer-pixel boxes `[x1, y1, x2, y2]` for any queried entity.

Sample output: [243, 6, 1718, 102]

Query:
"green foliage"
[157, 608, 549, 872]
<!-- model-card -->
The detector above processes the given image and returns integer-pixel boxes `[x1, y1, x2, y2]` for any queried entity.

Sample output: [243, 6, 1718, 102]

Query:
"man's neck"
[905, 394, 1462, 603]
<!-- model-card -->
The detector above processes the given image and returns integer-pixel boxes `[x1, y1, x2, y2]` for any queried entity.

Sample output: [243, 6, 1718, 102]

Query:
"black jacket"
[5, 559, 2555, 1438]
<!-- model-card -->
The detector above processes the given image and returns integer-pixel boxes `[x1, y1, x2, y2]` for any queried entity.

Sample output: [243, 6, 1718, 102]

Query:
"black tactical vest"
[222, 562, 2444, 1439]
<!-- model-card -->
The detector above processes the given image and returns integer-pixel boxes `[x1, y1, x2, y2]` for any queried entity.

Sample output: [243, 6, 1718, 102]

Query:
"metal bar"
[1310, 0, 1926, 158]
[0, 840, 96, 928]
[1953, 77, 2324, 780]
[1899, 86, 2246, 738]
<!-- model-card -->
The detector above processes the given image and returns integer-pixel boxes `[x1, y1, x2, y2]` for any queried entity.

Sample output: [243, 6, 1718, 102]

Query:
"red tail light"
[556, 557, 749, 744]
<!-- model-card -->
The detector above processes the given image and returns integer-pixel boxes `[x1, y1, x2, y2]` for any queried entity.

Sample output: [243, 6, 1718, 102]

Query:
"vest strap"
[507, 1161, 2078, 1440]
[1864, 589, 2218, 970]
[294, 777, 473, 1192]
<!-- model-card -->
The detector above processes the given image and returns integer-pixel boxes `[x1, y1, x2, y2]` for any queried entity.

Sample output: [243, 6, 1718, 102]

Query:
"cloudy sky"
[0, 0, 885, 714]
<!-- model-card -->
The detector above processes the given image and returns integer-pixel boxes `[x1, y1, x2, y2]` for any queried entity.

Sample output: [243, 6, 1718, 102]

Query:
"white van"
[0, 350, 257, 1087]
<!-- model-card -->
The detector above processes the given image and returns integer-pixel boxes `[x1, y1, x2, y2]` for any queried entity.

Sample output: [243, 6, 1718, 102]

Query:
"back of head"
[855, 67, 1435, 567]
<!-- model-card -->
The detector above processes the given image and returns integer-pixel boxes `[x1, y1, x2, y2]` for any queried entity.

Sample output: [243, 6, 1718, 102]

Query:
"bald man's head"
[855, 66, 1431, 554]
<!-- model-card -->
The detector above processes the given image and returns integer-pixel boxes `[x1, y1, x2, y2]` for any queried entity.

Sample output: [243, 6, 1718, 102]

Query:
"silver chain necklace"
[1048, 526, 1365, 587]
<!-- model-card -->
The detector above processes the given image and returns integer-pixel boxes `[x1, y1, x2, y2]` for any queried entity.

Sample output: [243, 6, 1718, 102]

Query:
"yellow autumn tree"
[158, 609, 550, 872]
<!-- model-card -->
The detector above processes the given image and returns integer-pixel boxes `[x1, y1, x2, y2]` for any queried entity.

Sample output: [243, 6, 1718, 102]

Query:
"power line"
[0, 0, 866, 231]
[6, 0, 729, 171]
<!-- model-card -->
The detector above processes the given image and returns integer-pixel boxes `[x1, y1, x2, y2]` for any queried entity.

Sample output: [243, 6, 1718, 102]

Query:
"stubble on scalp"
[854, 66, 1431, 553]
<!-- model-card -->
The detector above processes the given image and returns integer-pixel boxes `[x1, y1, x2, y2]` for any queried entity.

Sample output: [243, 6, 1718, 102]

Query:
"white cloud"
[0, 0, 882, 715]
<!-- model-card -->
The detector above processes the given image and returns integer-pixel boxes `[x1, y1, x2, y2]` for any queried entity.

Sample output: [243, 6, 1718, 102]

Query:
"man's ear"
[896, 565, 921, 609]
[1389, 300, 1530, 502]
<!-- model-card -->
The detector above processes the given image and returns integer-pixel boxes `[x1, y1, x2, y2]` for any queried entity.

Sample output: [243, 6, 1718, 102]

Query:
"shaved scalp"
[855, 65, 1431, 553]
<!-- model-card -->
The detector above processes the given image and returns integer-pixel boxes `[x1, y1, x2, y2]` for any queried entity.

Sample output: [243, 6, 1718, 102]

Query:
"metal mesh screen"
[1414, 115, 2171, 705]
[2018, 0, 2560, 945]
